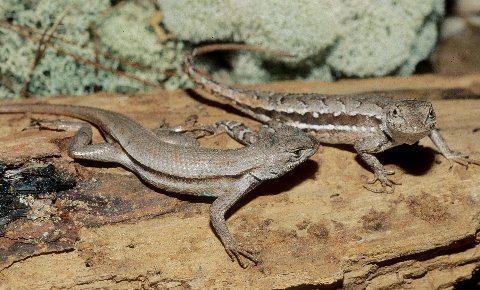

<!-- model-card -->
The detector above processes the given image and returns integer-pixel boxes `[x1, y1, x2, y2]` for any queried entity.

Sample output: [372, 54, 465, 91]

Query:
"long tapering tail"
[183, 43, 291, 108]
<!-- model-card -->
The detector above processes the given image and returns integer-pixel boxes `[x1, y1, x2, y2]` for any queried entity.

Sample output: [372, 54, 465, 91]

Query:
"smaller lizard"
[184, 43, 480, 193]
[0, 104, 319, 267]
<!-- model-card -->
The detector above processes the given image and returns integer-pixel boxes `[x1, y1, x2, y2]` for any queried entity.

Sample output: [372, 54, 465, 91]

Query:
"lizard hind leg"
[25, 119, 117, 143]
[24, 119, 87, 132]
[24, 119, 123, 163]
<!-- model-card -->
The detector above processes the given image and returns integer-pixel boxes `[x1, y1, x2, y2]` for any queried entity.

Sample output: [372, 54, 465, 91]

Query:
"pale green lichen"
[0, 0, 110, 98]
[95, 1, 188, 92]
[325, 0, 444, 77]
[0, 0, 446, 99]
[0, 0, 188, 99]
[159, 0, 445, 82]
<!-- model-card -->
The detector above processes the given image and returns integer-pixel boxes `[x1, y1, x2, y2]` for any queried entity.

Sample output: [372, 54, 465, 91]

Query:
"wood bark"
[0, 77, 479, 289]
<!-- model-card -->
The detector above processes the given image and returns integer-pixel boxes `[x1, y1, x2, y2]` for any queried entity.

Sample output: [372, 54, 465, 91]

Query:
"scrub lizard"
[0, 104, 318, 267]
[184, 43, 480, 193]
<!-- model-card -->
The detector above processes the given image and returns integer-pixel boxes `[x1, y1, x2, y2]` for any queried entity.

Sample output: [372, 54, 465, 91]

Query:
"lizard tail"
[183, 43, 291, 109]
[0, 103, 119, 128]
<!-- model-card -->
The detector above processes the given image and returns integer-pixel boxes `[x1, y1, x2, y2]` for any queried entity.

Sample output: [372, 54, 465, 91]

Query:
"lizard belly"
[122, 154, 251, 197]
[310, 129, 379, 144]
[146, 173, 237, 197]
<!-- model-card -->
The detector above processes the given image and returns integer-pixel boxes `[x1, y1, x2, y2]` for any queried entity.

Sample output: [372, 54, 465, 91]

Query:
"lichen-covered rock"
[0, 0, 187, 99]
[159, 0, 445, 82]
[96, 1, 189, 91]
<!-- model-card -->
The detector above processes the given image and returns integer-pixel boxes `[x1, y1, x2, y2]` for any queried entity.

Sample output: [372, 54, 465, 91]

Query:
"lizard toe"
[385, 170, 396, 175]
[226, 245, 258, 268]
[444, 151, 480, 168]
[453, 157, 480, 167]
[363, 171, 400, 193]
[364, 183, 394, 194]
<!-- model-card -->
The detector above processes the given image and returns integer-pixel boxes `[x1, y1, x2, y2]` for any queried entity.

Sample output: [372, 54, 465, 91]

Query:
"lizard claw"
[444, 151, 480, 168]
[362, 170, 401, 194]
[22, 119, 77, 132]
[170, 124, 216, 139]
[384, 169, 396, 176]
[21, 118, 47, 131]
[364, 183, 394, 194]
[225, 243, 259, 268]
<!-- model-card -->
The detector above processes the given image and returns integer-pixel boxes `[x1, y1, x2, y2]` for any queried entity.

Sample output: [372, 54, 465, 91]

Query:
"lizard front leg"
[211, 120, 259, 145]
[429, 129, 480, 167]
[353, 136, 400, 193]
[210, 174, 262, 268]
[153, 120, 259, 146]
[151, 128, 201, 147]
[153, 114, 215, 144]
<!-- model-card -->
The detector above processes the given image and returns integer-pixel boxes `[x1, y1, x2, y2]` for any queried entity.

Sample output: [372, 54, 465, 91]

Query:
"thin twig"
[0, 19, 155, 70]
[150, 10, 173, 42]
[0, 19, 77, 46]
[0, 17, 164, 93]
[20, 12, 69, 97]
[53, 45, 161, 87]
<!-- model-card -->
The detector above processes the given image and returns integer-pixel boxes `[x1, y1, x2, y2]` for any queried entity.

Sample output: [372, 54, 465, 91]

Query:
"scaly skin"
[0, 104, 319, 267]
[184, 43, 480, 192]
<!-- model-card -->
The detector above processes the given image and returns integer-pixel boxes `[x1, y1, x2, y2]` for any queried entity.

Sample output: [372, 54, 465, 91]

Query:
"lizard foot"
[23, 119, 81, 132]
[443, 151, 480, 168]
[225, 244, 258, 268]
[362, 170, 401, 194]
[173, 127, 215, 139]
[170, 123, 217, 139]
[22, 118, 54, 131]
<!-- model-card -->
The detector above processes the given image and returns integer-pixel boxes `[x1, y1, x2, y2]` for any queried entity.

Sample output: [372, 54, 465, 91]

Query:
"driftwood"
[0, 76, 479, 289]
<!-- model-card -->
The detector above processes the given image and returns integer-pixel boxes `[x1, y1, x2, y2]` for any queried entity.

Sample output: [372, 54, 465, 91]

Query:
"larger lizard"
[184, 43, 479, 193]
[0, 104, 318, 267]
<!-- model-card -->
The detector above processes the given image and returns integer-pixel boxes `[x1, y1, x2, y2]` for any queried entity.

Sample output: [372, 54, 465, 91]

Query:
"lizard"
[0, 104, 319, 267]
[184, 43, 480, 193]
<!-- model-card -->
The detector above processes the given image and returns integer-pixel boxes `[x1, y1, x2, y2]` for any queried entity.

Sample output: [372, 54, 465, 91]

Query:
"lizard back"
[0, 104, 317, 178]
[185, 47, 388, 144]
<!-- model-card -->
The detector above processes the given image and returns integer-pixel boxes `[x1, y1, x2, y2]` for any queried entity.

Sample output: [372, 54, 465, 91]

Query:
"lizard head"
[251, 124, 319, 180]
[384, 100, 436, 144]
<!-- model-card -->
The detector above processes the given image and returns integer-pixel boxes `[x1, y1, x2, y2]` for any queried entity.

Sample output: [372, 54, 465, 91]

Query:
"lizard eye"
[391, 108, 399, 117]
[428, 109, 436, 121]
[292, 149, 304, 159]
